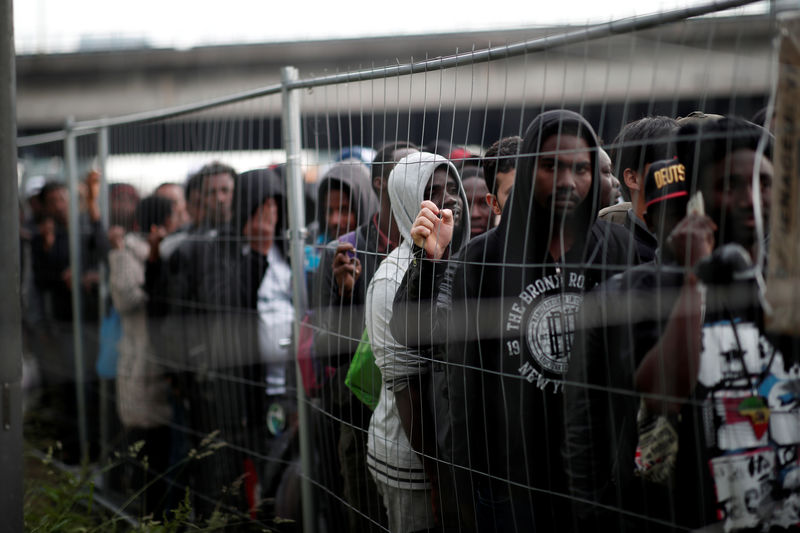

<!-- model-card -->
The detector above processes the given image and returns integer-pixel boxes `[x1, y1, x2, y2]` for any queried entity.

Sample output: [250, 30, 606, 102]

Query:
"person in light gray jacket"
[365, 151, 469, 532]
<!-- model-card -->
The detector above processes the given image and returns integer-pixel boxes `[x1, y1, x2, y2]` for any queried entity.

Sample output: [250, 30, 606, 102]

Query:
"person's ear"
[486, 193, 502, 216]
[623, 168, 641, 192]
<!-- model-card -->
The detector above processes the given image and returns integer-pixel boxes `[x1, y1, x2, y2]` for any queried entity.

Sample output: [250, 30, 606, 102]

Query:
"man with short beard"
[143, 162, 238, 477]
[366, 151, 469, 532]
[392, 110, 635, 532]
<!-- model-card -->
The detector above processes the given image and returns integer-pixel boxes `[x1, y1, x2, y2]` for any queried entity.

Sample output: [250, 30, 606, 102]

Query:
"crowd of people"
[17, 105, 795, 533]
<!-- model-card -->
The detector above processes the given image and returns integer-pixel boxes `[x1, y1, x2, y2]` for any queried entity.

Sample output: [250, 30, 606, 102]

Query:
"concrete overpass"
[17, 13, 776, 128]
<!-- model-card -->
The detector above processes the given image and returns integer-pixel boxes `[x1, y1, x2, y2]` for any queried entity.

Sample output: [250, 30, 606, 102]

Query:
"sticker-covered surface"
[699, 320, 800, 531]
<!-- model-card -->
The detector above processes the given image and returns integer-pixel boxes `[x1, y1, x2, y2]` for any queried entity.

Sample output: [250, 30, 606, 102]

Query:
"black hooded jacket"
[391, 110, 637, 530]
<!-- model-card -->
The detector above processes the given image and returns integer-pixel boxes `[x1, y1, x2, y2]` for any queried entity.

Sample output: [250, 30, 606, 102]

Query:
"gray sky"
[14, 0, 764, 54]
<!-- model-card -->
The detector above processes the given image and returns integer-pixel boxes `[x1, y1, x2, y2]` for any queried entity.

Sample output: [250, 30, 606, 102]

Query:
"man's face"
[324, 186, 359, 239]
[533, 134, 593, 219]
[45, 187, 69, 226]
[599, 149, 621, 208]
[462, 176, 491, 237]
[494, 168, 516, 211]
[703, 148, 773, 249]
[156, 184, 190, 227]
[202, 173, 234, 226]
[424, 167, 463, 229]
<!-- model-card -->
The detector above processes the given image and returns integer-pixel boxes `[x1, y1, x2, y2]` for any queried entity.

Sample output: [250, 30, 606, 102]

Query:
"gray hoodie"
[315, 158, 379, 240]
[387, 151, 470, 249]
[365, 151, 470, 489]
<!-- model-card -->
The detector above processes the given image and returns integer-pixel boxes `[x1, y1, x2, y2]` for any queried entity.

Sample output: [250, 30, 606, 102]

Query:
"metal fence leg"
[0, 0, 24, 528]
[64, 119, 89, 464]
[97, 127, 111, 475]
[281, 65, 316, 533]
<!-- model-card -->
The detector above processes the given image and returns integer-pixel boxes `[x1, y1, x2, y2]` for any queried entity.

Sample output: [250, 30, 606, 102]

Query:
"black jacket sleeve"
[389, 245, 455, 351]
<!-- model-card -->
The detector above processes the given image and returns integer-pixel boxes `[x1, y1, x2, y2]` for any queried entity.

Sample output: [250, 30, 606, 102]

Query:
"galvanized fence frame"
[11, 0, 769, 529]
[2, 0, 23, 530]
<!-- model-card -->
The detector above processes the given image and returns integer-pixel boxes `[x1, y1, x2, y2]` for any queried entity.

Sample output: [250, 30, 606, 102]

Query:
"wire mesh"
[15, 2, 799, 532]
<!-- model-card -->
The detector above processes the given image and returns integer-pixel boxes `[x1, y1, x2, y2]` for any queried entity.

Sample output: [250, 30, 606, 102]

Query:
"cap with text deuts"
[644, 159, 689, 210]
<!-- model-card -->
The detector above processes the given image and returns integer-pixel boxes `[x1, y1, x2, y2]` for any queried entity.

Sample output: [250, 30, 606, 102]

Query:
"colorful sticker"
[714, 390, 769, 450]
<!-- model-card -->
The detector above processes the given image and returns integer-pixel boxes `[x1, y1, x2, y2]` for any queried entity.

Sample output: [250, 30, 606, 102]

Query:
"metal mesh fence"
[15, 2, 800, 531]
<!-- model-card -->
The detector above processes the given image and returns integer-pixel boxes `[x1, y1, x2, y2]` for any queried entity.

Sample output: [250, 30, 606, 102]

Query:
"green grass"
[22, 436, 287, 532]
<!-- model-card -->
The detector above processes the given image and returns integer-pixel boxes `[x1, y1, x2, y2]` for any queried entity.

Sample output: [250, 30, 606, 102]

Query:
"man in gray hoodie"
[366, 152, 469, 532]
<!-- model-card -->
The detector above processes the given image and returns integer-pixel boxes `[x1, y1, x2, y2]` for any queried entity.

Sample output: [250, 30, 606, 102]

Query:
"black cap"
[644, 159, 689, 210]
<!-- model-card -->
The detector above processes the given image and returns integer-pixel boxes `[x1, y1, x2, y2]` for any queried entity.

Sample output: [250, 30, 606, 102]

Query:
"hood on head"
[498, 109, 601, 262]
[234, 168, 285, 236]
[387, 151, 471, 252]
[315, 158, 379, 237]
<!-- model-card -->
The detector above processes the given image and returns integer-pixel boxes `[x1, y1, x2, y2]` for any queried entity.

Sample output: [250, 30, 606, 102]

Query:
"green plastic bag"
[345, 329, 382, 411]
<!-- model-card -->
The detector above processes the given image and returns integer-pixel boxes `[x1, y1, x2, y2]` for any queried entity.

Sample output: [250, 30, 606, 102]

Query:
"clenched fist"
[410, 200, 455, 260]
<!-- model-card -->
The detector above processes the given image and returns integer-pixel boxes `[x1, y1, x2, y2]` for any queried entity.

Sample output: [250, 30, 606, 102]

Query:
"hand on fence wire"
[411, 200, 455, 260]
[333, 241, 362, 298]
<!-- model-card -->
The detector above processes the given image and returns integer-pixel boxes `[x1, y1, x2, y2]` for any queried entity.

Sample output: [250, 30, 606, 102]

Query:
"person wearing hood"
[391, 110, 636, 531]
[315, 158, 379, 244]
[307, 158, 379, 378]
[366, 152, 469, 532]
[200, 167, 292, 388]
[187, 168, 293, 519]
[310, 151, 404, 532]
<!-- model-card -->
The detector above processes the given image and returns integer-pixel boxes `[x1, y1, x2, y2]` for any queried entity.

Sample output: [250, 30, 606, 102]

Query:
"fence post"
[64, 118, 90, 464]
[96, 126, 111, 471]
[97, 128, 110, 229]
[0, 0, 24, 529]
[281, 65, 315, 533]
